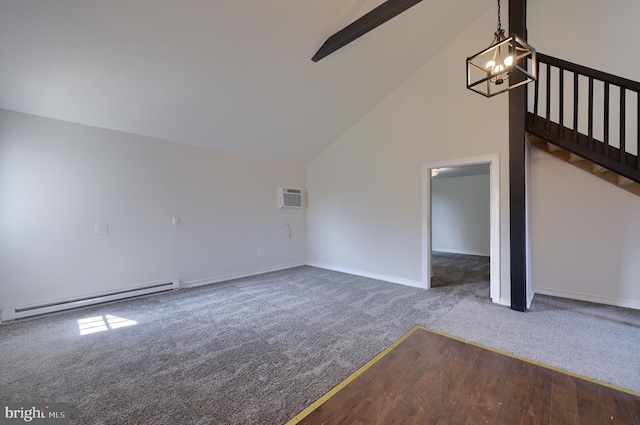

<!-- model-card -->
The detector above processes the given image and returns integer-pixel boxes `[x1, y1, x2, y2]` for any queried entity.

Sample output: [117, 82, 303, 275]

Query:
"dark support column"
[509, 0, 528, 312]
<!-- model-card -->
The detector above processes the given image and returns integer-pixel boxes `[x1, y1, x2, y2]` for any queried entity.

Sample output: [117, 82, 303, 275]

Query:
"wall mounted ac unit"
[278, 187, 302, 208]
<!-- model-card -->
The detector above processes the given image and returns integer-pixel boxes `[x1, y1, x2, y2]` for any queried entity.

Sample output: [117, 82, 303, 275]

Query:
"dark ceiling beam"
[312, 0, 423, 62]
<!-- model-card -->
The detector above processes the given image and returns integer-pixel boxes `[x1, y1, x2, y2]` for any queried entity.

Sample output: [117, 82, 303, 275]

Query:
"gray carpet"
[1, 266, 638, 424]
[431, 251, 490, 288]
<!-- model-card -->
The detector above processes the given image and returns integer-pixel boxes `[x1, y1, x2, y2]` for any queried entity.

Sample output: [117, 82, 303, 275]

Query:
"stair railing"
[527, 53, 640, 183]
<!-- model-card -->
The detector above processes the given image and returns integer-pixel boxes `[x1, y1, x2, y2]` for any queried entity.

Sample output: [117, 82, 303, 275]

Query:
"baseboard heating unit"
[1, 280, 180, 323]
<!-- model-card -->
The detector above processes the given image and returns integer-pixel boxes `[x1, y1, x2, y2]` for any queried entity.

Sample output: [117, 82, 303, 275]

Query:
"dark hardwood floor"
[287, 327, 640, 425]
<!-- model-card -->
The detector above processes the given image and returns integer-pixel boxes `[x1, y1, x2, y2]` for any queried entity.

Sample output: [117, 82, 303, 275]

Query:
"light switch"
[94, 224, 108, 235]
[172, 217, 180, 226]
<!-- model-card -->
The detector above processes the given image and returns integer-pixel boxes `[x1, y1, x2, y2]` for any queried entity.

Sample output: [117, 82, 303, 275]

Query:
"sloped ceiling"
[0, 0, 492, 164]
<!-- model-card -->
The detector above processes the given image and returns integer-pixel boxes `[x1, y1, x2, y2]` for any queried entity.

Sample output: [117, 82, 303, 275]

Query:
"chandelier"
[466, 0, 536, 97]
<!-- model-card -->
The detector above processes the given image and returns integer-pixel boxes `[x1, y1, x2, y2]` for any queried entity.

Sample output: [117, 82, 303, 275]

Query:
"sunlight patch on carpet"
[78, 315, 137, 335]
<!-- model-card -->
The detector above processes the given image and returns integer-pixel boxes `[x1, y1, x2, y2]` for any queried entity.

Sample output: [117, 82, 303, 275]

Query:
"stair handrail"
[527, 52, 640, 184]
[537, 53, 640, 92]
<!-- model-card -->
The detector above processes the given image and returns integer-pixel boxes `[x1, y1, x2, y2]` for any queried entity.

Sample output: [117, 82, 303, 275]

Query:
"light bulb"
[485, 60, 496, 70]
[504, 55, 514, 67]
[494, 64, 505, 73]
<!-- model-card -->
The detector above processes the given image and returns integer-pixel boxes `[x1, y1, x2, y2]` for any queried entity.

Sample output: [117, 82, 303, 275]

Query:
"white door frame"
[422, 154, 501, 304]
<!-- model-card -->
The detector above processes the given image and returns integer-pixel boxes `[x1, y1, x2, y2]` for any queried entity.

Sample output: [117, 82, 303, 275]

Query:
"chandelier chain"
[497, 0, 502, 31]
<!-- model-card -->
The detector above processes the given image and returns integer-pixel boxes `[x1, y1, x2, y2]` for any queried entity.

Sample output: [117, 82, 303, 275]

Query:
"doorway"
[422, 155, 501, 304]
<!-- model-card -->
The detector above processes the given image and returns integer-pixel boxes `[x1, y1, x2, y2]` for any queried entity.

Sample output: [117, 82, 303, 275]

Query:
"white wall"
[529, 150, 640, 309]
[432, 174, 490, 256]
[527, 0, 640, 308]
[528, 0, 640, 83]
[306, 8, 513, 302]
[0, 109, 306, 310]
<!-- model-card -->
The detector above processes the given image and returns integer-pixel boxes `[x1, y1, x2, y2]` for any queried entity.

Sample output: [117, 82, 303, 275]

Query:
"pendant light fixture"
[466, 0, 536, 97]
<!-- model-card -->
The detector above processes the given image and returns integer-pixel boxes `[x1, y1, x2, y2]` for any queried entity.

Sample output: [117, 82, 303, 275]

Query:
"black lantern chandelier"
[466, 0, 536, 97]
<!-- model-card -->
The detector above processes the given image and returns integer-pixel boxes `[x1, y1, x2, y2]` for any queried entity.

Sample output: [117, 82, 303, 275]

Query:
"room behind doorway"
[430, 163, 491, 296]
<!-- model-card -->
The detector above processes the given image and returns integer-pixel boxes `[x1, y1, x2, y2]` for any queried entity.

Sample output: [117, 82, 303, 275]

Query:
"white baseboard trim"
[306, 261, 426, 289]
[497, 297, 511, 307]
[432, 248, 490, 257]
[182, 262, 306, 289]
[534, 287, 640, 310]
[526, 292, 535, 310]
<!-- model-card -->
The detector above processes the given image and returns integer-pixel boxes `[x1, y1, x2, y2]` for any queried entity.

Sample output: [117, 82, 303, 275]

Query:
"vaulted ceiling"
[0, 0, 492, 164]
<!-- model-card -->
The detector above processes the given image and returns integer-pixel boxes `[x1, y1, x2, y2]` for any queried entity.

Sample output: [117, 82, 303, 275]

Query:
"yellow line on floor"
[285, 324, 640, 424]
[421, 326, 640, 398]
[283, 325, 421, 425]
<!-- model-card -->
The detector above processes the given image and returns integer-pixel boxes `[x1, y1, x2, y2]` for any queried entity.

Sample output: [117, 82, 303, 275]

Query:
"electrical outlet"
[257, 248, 264, 256]
[94, 224, 108, 235]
